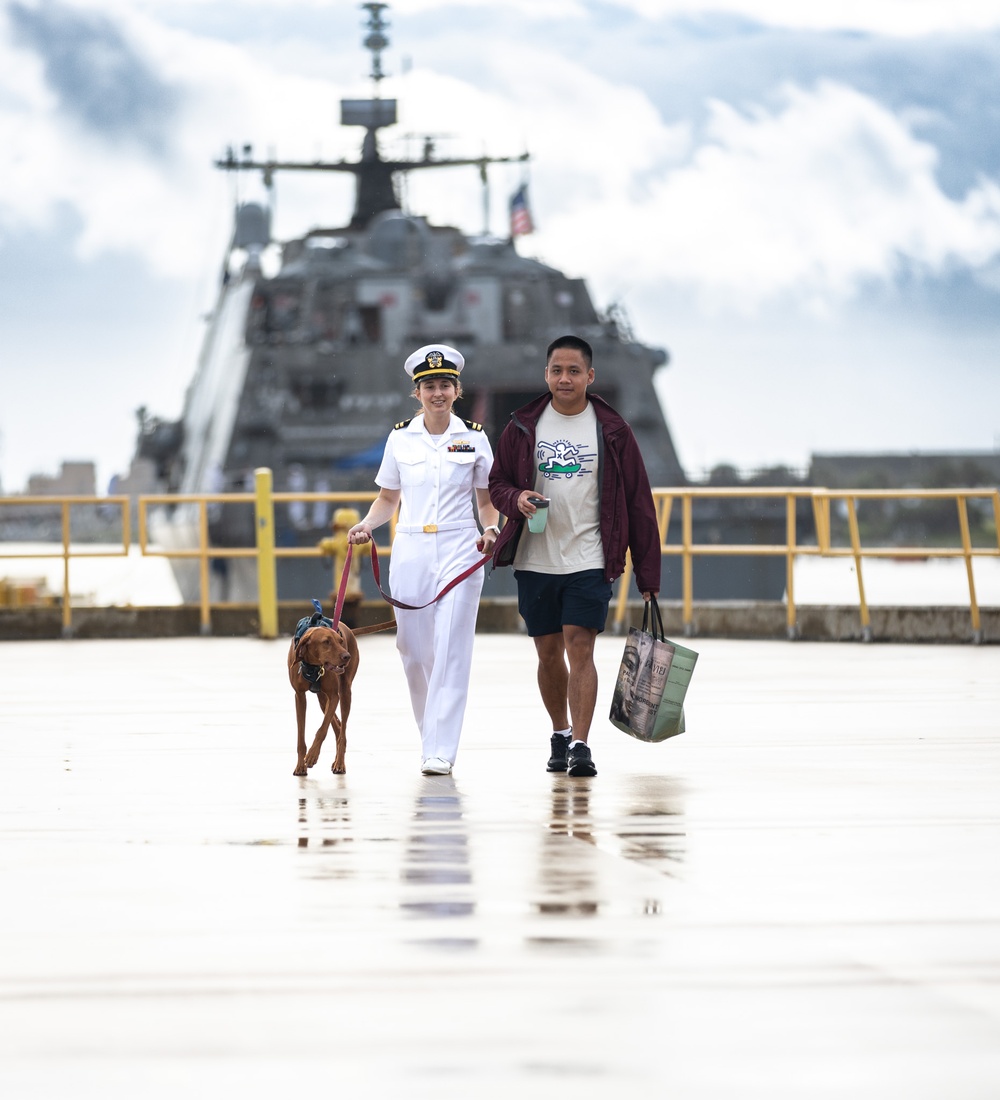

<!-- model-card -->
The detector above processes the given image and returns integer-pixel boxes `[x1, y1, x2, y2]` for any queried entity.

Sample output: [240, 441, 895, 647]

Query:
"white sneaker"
[421, 757, 452, 775]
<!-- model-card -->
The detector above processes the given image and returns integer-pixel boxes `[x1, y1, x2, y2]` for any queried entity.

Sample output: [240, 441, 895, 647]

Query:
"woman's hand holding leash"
[349, 488, 401, 546]
[348, 521, 373, 545]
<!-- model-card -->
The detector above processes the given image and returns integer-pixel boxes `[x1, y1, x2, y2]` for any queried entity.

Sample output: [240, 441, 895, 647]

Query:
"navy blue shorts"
[514, 569, 613, 636]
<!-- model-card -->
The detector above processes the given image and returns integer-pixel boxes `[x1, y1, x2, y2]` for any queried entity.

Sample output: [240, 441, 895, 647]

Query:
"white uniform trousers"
[390, 528, 484, 764]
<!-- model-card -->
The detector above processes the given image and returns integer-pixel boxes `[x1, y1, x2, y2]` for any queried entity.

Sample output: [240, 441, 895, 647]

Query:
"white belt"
[396, 521, 479, 534]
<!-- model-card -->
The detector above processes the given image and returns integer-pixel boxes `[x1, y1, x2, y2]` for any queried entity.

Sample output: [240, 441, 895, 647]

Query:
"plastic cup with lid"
[527, 497, 550, 533]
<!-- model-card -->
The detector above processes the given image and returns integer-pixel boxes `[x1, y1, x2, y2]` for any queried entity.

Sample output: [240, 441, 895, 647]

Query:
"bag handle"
[641, 593, 666, 642]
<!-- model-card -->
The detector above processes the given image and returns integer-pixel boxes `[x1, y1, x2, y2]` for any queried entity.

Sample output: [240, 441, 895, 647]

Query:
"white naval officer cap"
[404, 343, 465, 383]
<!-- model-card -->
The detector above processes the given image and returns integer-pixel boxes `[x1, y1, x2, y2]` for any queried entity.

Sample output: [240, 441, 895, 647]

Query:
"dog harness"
[294, 599, 334, 692]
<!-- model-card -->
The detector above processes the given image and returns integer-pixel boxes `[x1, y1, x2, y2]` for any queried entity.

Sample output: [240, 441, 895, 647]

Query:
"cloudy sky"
[2, 0, 999, 492]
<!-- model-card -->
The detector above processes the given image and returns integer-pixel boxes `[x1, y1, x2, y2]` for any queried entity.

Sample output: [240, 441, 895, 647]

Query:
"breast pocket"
[443, 451, 476, 485]
[397, 454, 426, 487]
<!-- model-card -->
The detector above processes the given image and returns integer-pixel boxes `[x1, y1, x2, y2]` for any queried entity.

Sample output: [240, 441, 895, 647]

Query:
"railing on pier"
[136, 470, 384, 636]
[2, 474, 998, 640]
[613, 486, 1000, 641]
[0, 494, 132, 635]
[811, 488, 999, 641]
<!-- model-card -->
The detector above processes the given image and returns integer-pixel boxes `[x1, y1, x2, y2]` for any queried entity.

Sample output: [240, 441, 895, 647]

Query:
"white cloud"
[129, 0, 588, 14]
[126, 0, 1000, 34]
[614, 0, 1000, 35]
[532, 81, 1000, 314]
[399, 53, 691, 240]
[0, 16, 65, 233]
[0, 6, 359, 277]
[4, 2, 999, 316]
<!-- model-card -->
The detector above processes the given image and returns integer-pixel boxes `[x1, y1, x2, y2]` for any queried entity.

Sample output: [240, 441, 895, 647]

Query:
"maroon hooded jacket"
[488, 393, 661, 594]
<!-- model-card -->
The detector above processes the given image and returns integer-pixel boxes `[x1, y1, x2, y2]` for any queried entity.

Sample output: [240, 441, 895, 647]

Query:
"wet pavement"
[1, 633, 999, 1098]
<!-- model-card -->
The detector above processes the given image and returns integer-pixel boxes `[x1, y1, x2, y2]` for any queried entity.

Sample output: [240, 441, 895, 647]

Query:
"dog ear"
[294, 628, 314, 664]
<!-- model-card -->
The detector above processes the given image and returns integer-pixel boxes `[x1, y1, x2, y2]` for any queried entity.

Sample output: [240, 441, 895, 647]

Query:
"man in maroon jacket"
[489, 335, 661, 777]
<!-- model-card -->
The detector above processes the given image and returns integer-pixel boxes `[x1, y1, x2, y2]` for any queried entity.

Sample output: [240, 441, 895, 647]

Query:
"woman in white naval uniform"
[347, 344, 500, 775]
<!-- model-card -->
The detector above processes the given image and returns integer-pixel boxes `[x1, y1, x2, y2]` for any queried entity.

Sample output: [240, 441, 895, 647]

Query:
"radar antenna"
[214, 2, 529, 230]
[362, 3, 390, 87]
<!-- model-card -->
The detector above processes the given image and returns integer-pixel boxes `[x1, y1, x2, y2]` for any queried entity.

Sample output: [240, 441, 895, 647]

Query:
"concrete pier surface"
[1, 634, 999, 1098]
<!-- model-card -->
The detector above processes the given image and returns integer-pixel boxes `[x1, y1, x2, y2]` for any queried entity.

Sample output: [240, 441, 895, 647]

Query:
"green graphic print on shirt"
[535, 437, 598, 479]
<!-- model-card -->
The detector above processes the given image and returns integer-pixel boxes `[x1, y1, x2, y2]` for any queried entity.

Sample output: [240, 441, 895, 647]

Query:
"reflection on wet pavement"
[289, 768, 685, 960]
[293, 777, 479, 948]
[525, 774, 685, 947]
[538, 778, 600, 917]
[3, 635, 998, 1096]
[608, 775, 686, 873]
[401, 781, 475, 927]
[297, 793, 352, 850]
[400, 783, 477, 949]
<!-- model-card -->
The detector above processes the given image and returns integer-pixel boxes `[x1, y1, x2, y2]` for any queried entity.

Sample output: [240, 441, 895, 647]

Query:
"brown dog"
[288, 622, 359, 776]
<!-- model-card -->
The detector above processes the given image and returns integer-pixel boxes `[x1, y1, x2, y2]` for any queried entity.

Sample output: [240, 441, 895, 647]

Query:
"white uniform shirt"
[376, 413, 493, 529]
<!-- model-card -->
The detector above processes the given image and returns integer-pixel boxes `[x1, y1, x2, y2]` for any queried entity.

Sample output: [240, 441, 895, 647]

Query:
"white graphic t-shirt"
[514, 401, 604, 575]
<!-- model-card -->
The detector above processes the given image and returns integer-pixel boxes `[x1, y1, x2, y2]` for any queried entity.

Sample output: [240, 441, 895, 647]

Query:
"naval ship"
[136, 3, 785, 604]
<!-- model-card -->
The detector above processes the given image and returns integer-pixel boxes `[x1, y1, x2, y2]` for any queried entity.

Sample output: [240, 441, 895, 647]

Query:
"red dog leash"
[332, 540, 491, 628]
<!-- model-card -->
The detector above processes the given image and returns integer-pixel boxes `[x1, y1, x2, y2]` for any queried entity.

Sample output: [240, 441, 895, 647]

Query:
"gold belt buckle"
[423, 524, 438, 533]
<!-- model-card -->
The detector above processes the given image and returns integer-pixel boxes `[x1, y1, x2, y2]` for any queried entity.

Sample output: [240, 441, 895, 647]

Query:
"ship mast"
[215, 2, 528, 230]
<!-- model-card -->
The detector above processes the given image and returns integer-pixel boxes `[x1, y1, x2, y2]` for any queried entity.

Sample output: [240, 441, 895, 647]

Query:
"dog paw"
[293, 764, 308, 777]
[332, 761, 346, 774]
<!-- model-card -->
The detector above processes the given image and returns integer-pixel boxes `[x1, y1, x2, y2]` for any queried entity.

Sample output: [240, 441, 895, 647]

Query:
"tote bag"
[609, 596, 698, 742]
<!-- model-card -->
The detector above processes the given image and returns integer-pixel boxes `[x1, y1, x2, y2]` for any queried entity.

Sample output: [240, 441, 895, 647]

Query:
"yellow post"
[612, 553, 633, 632]
[657, 493, 673, 544]
[198, 500, 211, 635]
[845, 497, 872, 640]
[813, 493, 831, 552]
[785, 493, 798, 637]
[255, 467, 278, 639]
[956, 496, 982, 638]
[120, 495, 131, 550]
[682, 493, 694, 635]
[61, 500, 72, 637]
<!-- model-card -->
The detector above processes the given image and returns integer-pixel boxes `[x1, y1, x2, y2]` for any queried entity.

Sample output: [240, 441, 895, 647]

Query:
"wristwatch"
[483, 524, 501, 536]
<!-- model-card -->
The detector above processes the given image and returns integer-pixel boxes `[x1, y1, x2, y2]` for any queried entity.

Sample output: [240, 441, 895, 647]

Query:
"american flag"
[509, 184, 535, 237]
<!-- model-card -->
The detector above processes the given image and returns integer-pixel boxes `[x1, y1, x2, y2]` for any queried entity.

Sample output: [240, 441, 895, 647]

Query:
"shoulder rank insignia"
[462, 419, 483, 431]
[394, 418, 413, 430]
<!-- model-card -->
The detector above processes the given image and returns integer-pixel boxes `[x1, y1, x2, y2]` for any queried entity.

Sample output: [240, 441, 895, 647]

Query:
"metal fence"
[612, 486, 1000, 641]
[3, 473, 999, 640]
[0, 494, 132, 634]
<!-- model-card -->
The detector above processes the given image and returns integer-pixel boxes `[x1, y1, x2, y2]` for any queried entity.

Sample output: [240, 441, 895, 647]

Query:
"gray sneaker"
[567, 742, 597, 777]
[546, 734, 571, 772]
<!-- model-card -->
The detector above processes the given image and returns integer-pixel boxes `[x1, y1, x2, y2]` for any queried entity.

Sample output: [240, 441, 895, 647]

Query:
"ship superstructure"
[137, 3, 689, 600]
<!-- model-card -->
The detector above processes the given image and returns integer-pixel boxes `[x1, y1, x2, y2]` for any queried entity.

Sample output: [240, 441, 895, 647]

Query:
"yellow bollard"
[254, 467, 278, 639]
